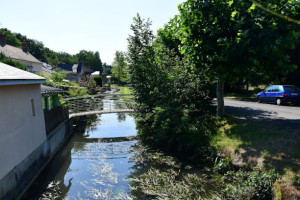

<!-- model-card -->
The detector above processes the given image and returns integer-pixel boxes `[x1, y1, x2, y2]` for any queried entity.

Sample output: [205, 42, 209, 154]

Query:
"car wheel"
[276, 98, 281, 105]
[257, 96, 262, 103]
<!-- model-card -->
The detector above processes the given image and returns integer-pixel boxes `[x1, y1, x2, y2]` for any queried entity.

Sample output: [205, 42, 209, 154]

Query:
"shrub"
[137, 107, 217, 163]
[222, 170, 277, 200]
[51, 68, 66, 82]
[67, 87, 88, 97]
[93, 76, 102, 87]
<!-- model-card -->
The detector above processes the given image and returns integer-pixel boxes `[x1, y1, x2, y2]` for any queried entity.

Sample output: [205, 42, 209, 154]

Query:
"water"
[24, 113, 138, 200]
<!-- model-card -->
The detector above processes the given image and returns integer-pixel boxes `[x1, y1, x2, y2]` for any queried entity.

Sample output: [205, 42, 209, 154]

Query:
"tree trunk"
[217, 79, 225, 116]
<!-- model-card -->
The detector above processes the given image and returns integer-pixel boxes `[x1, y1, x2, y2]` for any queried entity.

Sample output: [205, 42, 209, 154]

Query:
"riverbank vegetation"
[125, 0, 300, 199]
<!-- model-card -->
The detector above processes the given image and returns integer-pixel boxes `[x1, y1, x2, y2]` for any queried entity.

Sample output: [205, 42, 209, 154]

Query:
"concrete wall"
[0, 119, 73, 200]
[0, 84, 46, 180]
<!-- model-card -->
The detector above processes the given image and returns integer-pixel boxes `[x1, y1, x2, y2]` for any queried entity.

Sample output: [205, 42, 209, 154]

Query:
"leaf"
[231, 11, 238, 18]
[248, 3, 256, 13]
[228, 0, 234, 7]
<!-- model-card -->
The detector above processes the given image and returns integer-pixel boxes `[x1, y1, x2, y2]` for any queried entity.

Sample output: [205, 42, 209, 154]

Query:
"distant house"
[57, 63, 84, 82]
[0, 33, 44, 73]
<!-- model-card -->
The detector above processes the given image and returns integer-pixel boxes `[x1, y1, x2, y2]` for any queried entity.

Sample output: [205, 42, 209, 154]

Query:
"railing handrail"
[63, 94, 133, 101]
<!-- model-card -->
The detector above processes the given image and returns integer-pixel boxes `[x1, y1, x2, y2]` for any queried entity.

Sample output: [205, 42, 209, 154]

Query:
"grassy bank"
[213, 115, 300, 198]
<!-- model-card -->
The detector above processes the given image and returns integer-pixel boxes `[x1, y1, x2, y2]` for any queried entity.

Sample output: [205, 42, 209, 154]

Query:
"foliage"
[131, 168, 220, 200]
[171, 0, 300, 114]
[0, 28, 21, 47]
[0, 53, 27, 70]
[51, 68, 66, 82]
[36, 72, 52, 86]
[67, 87, 88, 97]
[111, 51, 128, 84]
[2, 28, 104, 68]
[76, 50, 103, 73]
[81, 79, 98, 94]
[222, 169, 277, 200]
[127, 14, 217, 162]
[213, 155, 234, 174]
[40, 181, 62, 200]
[93, 76, 102, 87]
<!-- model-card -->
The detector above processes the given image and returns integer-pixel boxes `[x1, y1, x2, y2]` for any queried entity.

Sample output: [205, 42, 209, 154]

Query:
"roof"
[0, 62, 45, 86]
[0, 44, 42, 64]
[91, 71, 100, 76]
[57, 63, 83, 73]
[41, 85, 63, 95]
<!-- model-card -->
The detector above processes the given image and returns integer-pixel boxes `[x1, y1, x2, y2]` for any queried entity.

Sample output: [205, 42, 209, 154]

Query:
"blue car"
[256, 85, 300, 105]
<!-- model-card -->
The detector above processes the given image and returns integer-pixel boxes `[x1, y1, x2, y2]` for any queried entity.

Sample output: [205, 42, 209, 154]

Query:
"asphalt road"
[224, 98, 300, 125]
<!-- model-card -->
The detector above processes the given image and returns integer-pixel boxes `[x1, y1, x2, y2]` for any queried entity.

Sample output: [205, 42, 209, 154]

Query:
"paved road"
[224, 98, 300, 125]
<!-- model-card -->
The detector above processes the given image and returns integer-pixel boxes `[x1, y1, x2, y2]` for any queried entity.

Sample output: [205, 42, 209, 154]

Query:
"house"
[57, 63, 84, 82]
[0, 62, 46, 198]
[0, 62, 72, 200]
[0, 33, 44, 73]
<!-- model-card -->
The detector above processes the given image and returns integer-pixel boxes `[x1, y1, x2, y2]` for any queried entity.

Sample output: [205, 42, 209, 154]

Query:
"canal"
[24, 112, 139, 199]
[23, 95, 221, 200]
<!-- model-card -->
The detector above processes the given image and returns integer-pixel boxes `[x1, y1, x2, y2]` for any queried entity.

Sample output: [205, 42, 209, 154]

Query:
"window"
[265, 87, 272, 92]
[283, 86, 300, 92]
[31, 99, 35, 116]
[272, 86, 279, 92]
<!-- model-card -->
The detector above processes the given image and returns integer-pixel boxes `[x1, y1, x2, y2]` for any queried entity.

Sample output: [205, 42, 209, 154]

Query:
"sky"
[0, 0, 185, 65]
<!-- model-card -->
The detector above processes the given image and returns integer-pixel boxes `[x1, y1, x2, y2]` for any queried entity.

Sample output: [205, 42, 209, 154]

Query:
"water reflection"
[24, 112, 137, 200]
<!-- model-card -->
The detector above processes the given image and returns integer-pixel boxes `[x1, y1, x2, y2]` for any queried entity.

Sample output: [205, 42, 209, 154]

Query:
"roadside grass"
[213, 115, 300, 198]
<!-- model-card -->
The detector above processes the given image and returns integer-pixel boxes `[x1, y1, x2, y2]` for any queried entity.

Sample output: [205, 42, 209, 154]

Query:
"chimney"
[0, 33, 6, 47]
[22, 40, 29, 53]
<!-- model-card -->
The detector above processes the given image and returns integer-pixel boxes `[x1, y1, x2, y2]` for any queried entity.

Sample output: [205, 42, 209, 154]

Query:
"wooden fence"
[44, 105, 69, 134]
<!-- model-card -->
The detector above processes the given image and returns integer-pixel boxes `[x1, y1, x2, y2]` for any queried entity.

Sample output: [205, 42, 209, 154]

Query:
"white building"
[0, 62, 46, 198]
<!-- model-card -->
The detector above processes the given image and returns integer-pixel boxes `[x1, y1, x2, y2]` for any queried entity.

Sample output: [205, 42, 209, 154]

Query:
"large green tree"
[127, 13, 216, 159]
[176, 0, 299, 115]
[111, 51, 128, 83]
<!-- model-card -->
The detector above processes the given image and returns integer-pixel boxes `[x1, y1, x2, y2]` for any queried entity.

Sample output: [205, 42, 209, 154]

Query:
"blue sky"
[0, 0, 184, 64]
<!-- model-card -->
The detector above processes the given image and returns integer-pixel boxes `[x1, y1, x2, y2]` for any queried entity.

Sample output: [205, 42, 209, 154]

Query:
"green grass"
[213, 115, 300, 196]
[213, 117, 286, 152]
[111, 84, 133, 95]
[111, 84, 135, 106]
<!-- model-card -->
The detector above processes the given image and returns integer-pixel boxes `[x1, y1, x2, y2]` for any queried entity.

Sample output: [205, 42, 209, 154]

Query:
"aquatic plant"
[39, 181, 62, 200]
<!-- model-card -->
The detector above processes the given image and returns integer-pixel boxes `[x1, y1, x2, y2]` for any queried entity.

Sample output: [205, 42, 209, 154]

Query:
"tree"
[1, 28, 21, 47]
[127, 14, 216, 159]
[111, 51, 128, 83]
[176, 0, 299, 115]
[127, 13, 157, 114]
[76, 50, 103, 73]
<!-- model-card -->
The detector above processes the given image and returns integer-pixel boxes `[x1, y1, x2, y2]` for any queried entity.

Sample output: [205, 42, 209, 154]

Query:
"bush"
[51, 68, 66, 82]
[222, 170, 277, 200]
[93, 76, 102, 87]
[137, 107, 217, 163]
[67, 87, 88, 97]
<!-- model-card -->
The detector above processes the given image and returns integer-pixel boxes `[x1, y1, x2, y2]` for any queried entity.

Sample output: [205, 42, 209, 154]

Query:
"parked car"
[256, 85, 300, 105]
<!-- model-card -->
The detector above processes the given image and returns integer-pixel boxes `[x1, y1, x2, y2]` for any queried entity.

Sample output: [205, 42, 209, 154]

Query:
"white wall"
[14, 59, 43, 73]
[0, 84, 46, 179]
